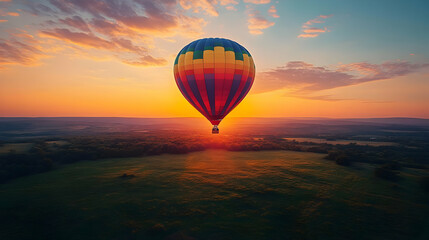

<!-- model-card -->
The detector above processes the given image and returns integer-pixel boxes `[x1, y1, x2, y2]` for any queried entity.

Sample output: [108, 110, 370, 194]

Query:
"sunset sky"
[1, 0, 428, 118]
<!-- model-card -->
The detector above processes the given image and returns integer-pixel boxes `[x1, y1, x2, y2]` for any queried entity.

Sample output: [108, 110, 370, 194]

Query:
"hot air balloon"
[173, 38, 255, 134]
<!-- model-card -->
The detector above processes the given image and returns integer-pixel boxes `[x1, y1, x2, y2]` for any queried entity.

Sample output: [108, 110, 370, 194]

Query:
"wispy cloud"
[268, 5, 279, 18]
[244, 0, 270, 4]
[225, 5, 237, 11]
[298, 14, 332, 38]
[0, 33, 45, 67]
[256, 60, 429, 93]
[247, 9, 275, 35]
[2, 11, 19, 16]
[179, 0, 219, 16]
[179, 0, 238, 15]
[58, 16, 91, 32]
[292, 94, 350, 102]
[221, 0, 239, 11]
[219, 0, 239, 6]
[7, 0, 209, 68]
[38, 1, 206, 37]
[40, 28, 166, 66]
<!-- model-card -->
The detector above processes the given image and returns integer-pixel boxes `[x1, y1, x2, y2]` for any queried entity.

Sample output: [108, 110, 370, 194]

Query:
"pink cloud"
[256, 60, 429, 93]
[297, 33, 318, 38]
[7, 0, 208, 68]
[244, 0, 271, 4]
[302, 27, 327, 33]
[0, 35, 45, 67]
[179, 0, 239, 15]
[247, 10, 275, 35]
[219, 0, 238, 5]
[40, 28, 166, 66]
[122, 55, 167, 67]
[298, 14, 333, 38]
[179, 0, 219, 16]
[268, 5, 279, 18]
[225, 5, 236, 11]
[41, 28, 115, 49]
[7, 12, 19, 16]
[39, 0, 202, 37]
[59, 16, 91, 32]
[90, 18, 136, 37]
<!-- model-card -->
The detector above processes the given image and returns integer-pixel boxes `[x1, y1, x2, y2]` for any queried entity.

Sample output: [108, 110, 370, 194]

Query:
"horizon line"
[1, 116, 428, 120]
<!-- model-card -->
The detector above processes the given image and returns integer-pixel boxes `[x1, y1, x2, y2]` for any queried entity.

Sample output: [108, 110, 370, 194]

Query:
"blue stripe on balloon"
[231, 41, 243, 61]
[222, 39, 234, 51]
[220, 73, 242, 116]
[193, 38, 206, 59]
[187, 74, 210, 116]
[204, 38, 214, 50]
[204, 73, 216, 115]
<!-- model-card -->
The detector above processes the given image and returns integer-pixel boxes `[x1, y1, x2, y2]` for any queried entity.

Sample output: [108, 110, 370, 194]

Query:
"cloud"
[247, 10, 275, 35]
[6, 12, 19, 16]
[219, 0, 238, 5]
[23, 2, 56, 16]
[39, 1, 207, 37]
[41, 28, 114, 49]
[0, 19, 7, 22]
[179, 0, 219, 16]
[6, 0, 209, 68]
[59, 16, 91, 32]
[244, 0, 271, 4]
[122, 55, 167, 66]
[256, 60, 429, 93]
[268, 5, 279, 18]
[298, 14, 332, 38]
[293, 95, 350, 102]
[40, 28, 166, 66]
[0, 34, 45, 67]
[89, 18, 136, 37]
[292, 94, 392, 103]
[44, 0, 178, 33]
[225, 5, 236, 11]
[297, 33, 318, 38]
[220, 0, 238, 10]
[179, 0, 238, 15]
[302, 27, 327, 33]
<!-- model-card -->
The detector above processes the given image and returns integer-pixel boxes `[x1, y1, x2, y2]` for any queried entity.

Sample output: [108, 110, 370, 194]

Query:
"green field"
[0, 150, 428, 240]
[0, 143, 34, 154]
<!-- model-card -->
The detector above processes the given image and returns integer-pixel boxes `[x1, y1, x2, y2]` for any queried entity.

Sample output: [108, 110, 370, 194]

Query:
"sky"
[1, 0, 428, 118]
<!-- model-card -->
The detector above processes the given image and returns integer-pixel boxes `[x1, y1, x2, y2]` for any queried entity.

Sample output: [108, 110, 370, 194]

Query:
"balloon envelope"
[173, 38, 255, 128]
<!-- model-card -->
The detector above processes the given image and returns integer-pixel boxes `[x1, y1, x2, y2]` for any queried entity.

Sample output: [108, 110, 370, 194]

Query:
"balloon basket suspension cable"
[212, 125, 219, 134]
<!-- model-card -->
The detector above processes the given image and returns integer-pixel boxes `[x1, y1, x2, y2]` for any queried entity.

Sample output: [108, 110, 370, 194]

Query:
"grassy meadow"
[1, 150, 428, 240]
